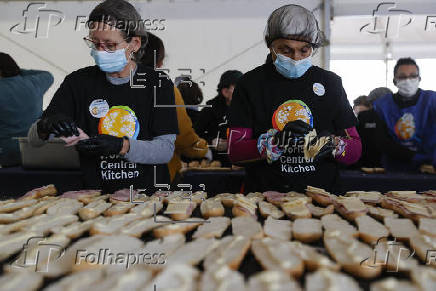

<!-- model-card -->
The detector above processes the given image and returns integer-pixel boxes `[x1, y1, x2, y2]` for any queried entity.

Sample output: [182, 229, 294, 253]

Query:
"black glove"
[37, 114, 79, 140]
[75, 134, 124, 156]
[275, 120, 312, 148]
[308, 130, 335, 163]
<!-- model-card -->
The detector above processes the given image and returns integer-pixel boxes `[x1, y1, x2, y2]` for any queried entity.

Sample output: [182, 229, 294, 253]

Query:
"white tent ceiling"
[331, 0, 436, 60]
[1, 0, 435, 106]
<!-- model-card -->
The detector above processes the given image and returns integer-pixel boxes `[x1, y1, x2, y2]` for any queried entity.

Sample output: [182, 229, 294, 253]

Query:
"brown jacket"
[168, 87, 208, 181]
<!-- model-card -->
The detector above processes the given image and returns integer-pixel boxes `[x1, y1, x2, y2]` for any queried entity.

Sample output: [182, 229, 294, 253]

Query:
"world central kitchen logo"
[10, 2, 65, 38]
[360, 2, 414, 38]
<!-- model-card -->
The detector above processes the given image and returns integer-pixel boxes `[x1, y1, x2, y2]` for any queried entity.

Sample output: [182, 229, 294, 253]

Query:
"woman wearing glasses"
[228, 4, 362, 193]
[28, 0, 178, 194]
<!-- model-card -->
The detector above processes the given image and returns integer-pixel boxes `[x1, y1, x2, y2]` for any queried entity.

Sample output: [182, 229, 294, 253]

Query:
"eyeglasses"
[83, 37, 128, 53]
[396, 74, 420, 81]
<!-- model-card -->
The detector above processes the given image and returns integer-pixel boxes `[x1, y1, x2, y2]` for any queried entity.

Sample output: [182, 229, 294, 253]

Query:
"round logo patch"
[313, 83, 325, 96]
[394, 113, 415, 140]
[98, 106, 140, 139]
[89, 99, 110, 118]
[272, 100, 314, 130]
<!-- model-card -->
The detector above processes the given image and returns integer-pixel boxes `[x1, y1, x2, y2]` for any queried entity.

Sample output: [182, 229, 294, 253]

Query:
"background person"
[0, 53, 53, 166]
[141, 32, 209, 183]
[195, 70, 243, 166]
[374, 57, 436, 172]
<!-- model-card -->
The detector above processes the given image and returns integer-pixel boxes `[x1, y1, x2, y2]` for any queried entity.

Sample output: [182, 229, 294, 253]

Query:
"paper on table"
[60, 128, 89, 147]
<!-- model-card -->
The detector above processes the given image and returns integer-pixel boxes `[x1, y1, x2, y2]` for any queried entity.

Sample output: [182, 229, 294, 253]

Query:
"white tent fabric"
[0, 0, 325, 107]
[331, 0, 436, 60]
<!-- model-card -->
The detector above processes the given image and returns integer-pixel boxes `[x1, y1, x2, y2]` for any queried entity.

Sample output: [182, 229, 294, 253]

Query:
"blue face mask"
[273, 50, 312, 79]
[91, 48, 128, 73]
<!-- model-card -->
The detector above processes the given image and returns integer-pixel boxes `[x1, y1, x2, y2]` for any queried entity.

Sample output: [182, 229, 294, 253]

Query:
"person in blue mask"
[373, 58, 436, 172]
[227, 4, 361, 193]
[27, 0, 178, 194]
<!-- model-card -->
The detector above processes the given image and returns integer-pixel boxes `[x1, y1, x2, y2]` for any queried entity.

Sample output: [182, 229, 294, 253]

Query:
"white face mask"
[395, 77, 420, 98]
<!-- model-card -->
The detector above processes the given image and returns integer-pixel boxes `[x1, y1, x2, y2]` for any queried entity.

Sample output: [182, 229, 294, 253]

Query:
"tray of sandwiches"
[0, 185, 435, 291]
[181, 159, 241, 172]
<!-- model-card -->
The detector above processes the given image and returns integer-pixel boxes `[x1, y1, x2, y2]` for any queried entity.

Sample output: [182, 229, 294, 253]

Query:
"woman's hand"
[37, 114, 79, 140]
[75, 134, 125, 156]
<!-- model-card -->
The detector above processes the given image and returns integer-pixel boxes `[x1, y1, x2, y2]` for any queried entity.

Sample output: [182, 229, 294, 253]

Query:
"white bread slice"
[232, 194, 257, 217]
[384, 217, 419, 242]
[78, 199, 112, 220]
[248, 270, 301, 291]
[321, 214, 358, 238]
[153, 218, 203, 238]
[164, 201, 196, 220]
[200, 198, 225, 218]
[166, 237, 219, 266]
[251, 237, 304, 278]
[334, 196, 368, 221]
[20, 184, 57, 200]
[263, 216, 292, 241]
[345, 191, 382, 204]
[91, 266, 152, 291]
[144, 234, 186, 272]
[305, 269, 361, 291]
[410, 266, 436, 291]
[281, 198, 311, 219]
[0, 271, 43, 291]
[203, 235, 250, 272]
[0, 230, 43, 261]
[89, 213, 142, 235]
[104, 202, 134, 216]
[200, 266, 246, 291]
[292, 218, 322, 243]
[419, 218, 436, 237]
[50, 219, 101, 238]
[11, 234, 70, 271]
[0, 206, 39, 224]
[0, 199, 37, 214]
[371, 278, 420, 291]
[306, 185, 336, 206]
[304, 129, 331, 160]
[323, 231, 382, 278]
[373, 238, 419, 272]
[259, 201, 284, 219]
[289, 241, 339, 271]
[193, 216, 230, 239]
[28, 214, 78, 235]
[120, 215, 171, 237]
[46, 198, 83, 216]
[246, 192, 265, 204]
[190, 191, 208, 204]
[30, 197, 59, 215]
[129, 200, 163, 218]
[306, 203, 334, 218]
[355, 215, 389, 244]
[0, 214, 48, 234]
[146, 264, 198, 291]
[410, 234, 436, 266]
[215, 193, 236, 207]
[45, 269, 104, 291]
[71, 235, 144, 272]
[232, 216, 263, 239]
[367, 206, 399, 221]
